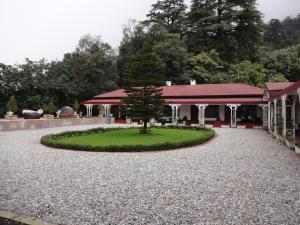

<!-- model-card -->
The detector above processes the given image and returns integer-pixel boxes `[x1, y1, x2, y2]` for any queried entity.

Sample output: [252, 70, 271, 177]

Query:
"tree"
[6, 95, 18, 113]
[186, 0, 263, 62]
[146, 0, 187, 34]
[264, 15, 300, 49]
[118, 22, 189, 85]
[122, 45, 165, 134]
[73, 99, 80, 113]
[229, 60, 266, 87]
[259, 43, 300, 81]
[61, 34, 119, 100]
[45, 99, 55, 114]
[268, 73, 288, 82]
[186, 50, 224, 83]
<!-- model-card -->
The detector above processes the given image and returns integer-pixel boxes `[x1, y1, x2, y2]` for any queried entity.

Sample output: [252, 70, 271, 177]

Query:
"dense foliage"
[1, 0, 300, 117]
[40, 126, 215, 152]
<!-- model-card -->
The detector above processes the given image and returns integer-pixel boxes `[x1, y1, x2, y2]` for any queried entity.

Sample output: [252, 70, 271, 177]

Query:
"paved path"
[0, 125, 299, 225]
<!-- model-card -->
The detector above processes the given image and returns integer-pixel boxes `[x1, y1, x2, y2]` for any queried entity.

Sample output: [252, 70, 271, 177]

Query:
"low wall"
[0, 117, 107, 132]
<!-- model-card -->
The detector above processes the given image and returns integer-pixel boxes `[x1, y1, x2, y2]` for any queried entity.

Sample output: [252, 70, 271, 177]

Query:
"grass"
[41, 126, 215, 152]
[59, 128, 210, 147]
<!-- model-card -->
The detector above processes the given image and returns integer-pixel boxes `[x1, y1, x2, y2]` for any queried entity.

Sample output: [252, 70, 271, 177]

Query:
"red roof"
[265, 82, 293, 91]
[81, 83, 265, 105]
[163, 97, 263, 105]
[269, 80, 300, 101]
[93, 83, 263, 99]
[81, 97, 264, 105]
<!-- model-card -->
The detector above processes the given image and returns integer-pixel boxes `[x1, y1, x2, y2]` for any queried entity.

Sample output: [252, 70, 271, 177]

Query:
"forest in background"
[1, 0, 300, 116]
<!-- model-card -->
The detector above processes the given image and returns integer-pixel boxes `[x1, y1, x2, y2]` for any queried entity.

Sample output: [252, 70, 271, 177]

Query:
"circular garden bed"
[41, 126, 215, 152]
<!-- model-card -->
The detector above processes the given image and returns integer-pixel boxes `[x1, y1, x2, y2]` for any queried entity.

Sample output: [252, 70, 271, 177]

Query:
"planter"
[4, 115, 18, 120]
[285, 140, 295, 149]
[295, 145, 300, 157]
[44, 114, 54, 119]
[7, 111, 14, 116]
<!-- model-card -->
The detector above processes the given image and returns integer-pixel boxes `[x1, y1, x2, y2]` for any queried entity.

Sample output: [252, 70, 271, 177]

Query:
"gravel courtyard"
[0, 125, 300, 225]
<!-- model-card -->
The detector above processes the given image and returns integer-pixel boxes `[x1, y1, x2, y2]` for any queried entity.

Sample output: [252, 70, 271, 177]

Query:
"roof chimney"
[166, 81, 172, 86]
[190, 79, 196, 85]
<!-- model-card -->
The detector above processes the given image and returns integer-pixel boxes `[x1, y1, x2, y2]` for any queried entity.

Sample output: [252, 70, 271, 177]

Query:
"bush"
[6, 95, 18, 113]
[73, 100, 80, 113]
[45, 99, 55, 114]
[41, 126, 215, 152]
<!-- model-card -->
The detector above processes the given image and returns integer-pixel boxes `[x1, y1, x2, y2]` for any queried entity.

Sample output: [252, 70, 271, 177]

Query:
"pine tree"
[6, 95, 18, 113]
[45, 99, 55, 114]
[122, 44, 165, 134]
[146, 0, 187, 34]
[186, 0, 263, 62]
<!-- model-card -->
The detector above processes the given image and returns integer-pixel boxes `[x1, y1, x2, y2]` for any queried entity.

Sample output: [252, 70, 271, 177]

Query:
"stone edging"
[0, 210, 56, 225]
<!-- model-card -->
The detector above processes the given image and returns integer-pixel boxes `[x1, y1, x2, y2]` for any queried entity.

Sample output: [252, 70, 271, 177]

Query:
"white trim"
[226, 104, 241, 128]
[259, 104, 269, 129]
[274, 99, 277, 135]
[103, 104, 111, 118]
[84, 104, 93, 117]
[169, 104, 181, 124]
[195, 104, 208, 126]
[281, 95, 287, 137]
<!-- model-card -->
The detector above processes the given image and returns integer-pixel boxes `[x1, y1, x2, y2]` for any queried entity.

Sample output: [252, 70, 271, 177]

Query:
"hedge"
[40, 126, 215, 152]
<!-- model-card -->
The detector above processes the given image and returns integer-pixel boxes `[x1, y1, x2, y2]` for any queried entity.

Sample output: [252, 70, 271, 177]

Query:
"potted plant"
[5, 95, 18, 119]
[44, 99, 55, 119]
[73, 100, 80, 118]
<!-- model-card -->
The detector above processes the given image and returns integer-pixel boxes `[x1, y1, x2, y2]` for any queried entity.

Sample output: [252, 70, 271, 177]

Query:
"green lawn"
[59, 128, 212, 147]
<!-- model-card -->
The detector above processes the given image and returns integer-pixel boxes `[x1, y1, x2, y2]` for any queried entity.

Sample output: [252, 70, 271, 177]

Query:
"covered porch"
[161, 104, 264, 128]
[268, 81, 300, 148]
[81, 103, 265, 129]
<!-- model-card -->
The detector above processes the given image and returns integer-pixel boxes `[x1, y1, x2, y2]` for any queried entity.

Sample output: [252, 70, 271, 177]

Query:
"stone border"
[0, 210, 56, 225]
[0, 117, 105, 132]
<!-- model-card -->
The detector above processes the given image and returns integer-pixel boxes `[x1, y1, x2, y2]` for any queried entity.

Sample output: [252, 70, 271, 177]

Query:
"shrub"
[6, 95, 18, 113]
[73, 100, 80, 113]
[41, 126, 215, 152]
[45, 99, 55, 114]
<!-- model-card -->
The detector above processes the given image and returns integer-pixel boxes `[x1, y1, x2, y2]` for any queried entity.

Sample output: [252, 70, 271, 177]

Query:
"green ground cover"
[41, 126, 215, 152]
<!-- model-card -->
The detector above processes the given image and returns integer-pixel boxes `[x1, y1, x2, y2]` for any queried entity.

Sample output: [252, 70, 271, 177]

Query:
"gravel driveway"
[0, 125, 300, 225]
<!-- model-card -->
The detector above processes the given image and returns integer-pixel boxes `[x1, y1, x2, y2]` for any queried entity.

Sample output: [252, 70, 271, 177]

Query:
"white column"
[103, 104, 111, 118]
[259, 104, 269, 129]
[281, 95, 287, 137]
[292, 96, 296, 143]
[268, 102, 271, 132]
[227, 104, 240, 128]
[169, 104, 180, 124]
[274, 99, 277, 135]
[85, 104, 92, 117]
[196, 104, 208, 126]
[90, 105, 93, 117]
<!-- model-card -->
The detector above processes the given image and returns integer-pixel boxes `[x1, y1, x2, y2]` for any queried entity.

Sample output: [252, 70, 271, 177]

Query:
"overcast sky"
[1, 0, 299, 65]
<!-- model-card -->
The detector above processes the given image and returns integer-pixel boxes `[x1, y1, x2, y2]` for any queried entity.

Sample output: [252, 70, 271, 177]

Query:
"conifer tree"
[146, 0, 187, 34]
[122, 44, 165, 134]
[186, 0, 263, 62]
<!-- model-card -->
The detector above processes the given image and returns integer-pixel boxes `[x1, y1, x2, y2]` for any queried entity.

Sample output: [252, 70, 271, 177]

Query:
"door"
[191, 105, 198, 122]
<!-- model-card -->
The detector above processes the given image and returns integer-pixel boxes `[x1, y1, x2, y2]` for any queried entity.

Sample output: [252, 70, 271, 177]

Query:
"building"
[81, 80, 300, 148]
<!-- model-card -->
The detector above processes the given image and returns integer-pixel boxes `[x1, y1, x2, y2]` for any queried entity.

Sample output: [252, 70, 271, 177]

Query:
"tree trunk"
[143, 118, 148, 133]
